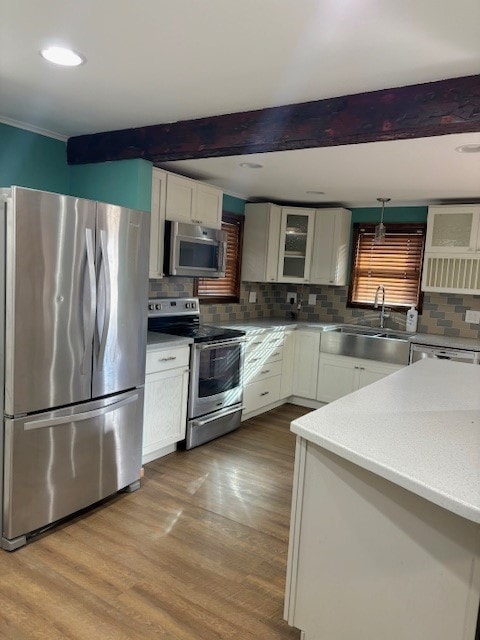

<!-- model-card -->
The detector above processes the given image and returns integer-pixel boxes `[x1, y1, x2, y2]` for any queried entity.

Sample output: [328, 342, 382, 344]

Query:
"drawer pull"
[159, 356, 177, 362]
[272, 352, 280, 357]
[251, 341, 262, 346]
[260, 391, 270, 396]
[250, 357, 260, 362]
[261, 369, 270, 374]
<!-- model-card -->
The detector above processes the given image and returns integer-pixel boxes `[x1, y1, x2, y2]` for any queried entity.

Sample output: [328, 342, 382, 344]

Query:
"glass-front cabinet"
[277, 208, 315, 282]
[426, 205, 480, 253]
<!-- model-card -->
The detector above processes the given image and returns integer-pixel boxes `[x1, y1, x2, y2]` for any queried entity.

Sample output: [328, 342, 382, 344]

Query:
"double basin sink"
[317, 325, 413, 366]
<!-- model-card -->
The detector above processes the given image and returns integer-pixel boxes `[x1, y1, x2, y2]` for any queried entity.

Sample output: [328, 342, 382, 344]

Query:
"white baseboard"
[288, 396, 325, 409]
[241, 396, 326, 422]
[241, 399, 285, 421]
[142, 443, 177, 465]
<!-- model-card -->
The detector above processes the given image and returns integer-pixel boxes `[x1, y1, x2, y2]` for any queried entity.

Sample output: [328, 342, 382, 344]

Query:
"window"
[348, 223, 426, 310]
[194, 212, 244, 303]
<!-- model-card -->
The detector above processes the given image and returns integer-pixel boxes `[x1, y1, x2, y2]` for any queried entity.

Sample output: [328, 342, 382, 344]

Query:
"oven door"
[189, 338, 245, 418]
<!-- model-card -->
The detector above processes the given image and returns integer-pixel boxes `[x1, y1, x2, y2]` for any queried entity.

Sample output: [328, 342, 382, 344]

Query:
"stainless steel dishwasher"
[409, 343, 480, 364]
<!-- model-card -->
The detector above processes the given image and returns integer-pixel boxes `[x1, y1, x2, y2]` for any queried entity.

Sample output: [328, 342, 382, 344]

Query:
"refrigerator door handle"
[82, 228, 97, 375]
[97, 229, 112, 371]
[23, 393, 139, 431]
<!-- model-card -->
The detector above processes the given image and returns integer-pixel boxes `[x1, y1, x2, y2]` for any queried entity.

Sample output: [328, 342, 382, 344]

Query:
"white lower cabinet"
[317, 353, 404, 403]
[242, 328, 297, 418]
[292, 331, 321, 399]
[243, 376, 281, 415]
[280, 330, 296, 398]
[142, 345, 190, 464]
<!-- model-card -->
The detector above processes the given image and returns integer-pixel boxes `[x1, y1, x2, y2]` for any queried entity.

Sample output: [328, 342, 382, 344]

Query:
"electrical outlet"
[308, 294, 317, 306]
[465, 310, 480, 324]
[286, 291, 297, 303]
[248, 291, 257, 303]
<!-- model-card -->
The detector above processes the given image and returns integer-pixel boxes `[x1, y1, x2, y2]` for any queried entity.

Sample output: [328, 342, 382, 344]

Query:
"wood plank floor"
[0, 403, 311, 639]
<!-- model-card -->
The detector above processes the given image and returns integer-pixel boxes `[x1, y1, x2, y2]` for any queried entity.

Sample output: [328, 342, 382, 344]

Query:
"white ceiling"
[1, 0, 480, 205]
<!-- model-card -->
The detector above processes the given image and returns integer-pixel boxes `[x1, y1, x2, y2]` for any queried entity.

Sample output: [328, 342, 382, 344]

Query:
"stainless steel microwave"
[165, 221, 227, 277]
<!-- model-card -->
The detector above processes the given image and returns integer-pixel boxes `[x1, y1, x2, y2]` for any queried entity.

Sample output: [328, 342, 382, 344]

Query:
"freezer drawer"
[2, 389, 144, 542]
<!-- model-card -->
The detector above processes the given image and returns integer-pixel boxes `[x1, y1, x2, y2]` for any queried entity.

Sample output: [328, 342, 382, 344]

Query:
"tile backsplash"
[148, 278, 276, 323]
[149, 278, 480, 339]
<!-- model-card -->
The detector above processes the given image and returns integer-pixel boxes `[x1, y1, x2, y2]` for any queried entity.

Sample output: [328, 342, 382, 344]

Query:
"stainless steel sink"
[329, 326, 383, 337]
[321, 326, 412, 365]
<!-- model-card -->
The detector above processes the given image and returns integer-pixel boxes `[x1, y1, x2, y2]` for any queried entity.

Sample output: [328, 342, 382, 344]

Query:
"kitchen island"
[284, 359, 480, 640]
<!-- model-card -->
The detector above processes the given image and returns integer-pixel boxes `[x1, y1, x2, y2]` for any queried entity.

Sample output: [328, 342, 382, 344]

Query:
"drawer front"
[245, 331, 285, 354]
[244, 359, 283, 385]
[243, 376, 281, 414]
[246, 340, 284, 364]
[146, 346, 190, 374]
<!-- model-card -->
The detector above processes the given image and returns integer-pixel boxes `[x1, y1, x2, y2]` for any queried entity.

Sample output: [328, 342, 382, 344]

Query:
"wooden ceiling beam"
[67, 75, 480, 165]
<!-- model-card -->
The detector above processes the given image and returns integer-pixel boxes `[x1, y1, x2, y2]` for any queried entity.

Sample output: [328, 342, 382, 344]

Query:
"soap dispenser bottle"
[406, 305, 418, 332]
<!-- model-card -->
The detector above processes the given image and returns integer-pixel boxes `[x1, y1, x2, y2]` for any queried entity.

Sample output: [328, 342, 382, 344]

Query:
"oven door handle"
[197, 338, 246, 350]
[191, 403, 244, 427]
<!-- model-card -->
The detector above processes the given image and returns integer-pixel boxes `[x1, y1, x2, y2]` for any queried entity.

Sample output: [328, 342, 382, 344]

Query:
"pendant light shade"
[374, 198, 390, 244]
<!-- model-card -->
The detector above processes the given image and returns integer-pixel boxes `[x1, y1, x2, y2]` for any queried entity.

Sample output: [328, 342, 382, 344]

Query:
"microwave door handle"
[219, 240, 227, 275]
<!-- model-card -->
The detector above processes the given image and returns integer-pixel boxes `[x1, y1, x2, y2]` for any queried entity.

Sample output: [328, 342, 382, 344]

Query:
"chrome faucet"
[374, 285, 387, 328]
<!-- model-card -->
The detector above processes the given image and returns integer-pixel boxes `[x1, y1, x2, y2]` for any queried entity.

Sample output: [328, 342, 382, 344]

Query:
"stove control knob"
[148, 304, 155, 311]
[155, 303, 162, 310]
[191, 302, 196, 309]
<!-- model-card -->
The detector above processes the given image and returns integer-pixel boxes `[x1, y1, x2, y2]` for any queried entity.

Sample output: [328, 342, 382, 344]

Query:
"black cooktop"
[148, 321, 245, 344]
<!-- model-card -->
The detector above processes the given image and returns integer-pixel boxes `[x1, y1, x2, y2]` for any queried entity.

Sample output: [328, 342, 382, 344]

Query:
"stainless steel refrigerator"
[0, 186, 149, 550]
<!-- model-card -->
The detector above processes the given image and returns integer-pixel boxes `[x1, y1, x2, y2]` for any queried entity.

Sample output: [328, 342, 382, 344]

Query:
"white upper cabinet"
[422, 204, 480, 294]
[149, 168, 167, 279]
[310, 208, 351, 285]
[195, 183, 223, 228]
[278, 208, 316, 283]
[165, 173, 222, 228]
[242, 203, 351, 285]
[241, 202, 282, 282]
[425, 205, 480, 253]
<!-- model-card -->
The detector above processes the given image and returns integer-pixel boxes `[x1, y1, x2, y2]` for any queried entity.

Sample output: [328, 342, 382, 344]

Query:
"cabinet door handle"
[159, 356, 177, 362]
[260, 391, 270, 396]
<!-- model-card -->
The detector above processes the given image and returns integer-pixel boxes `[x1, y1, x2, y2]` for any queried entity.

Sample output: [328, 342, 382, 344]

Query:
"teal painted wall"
[223, 193, 246, 214]
[351, 206, 427, 224]
[0, 123, 70, 193]
[69, 159, 153, 211]
[0, 123, 153, 211]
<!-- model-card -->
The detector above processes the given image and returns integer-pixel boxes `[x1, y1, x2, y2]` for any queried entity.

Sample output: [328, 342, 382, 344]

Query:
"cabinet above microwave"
[149, 168, 223, 279]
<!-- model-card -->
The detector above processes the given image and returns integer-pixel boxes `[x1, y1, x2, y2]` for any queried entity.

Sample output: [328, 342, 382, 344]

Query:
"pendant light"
[374, 197, 390, 244]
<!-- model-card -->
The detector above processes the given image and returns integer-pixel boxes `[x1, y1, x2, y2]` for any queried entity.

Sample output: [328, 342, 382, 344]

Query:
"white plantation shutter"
[349, 224, 426, 309]
[195, 213, 244, 302]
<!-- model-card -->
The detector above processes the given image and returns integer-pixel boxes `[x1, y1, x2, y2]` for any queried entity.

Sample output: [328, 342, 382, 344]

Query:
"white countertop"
[291, 359, 480, 523]
[219, 319, 337, 332]
[146, 331, 193, 351]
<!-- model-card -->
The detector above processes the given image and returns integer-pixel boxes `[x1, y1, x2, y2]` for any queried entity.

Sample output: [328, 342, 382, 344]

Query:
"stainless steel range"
[148, 298, 245, 449]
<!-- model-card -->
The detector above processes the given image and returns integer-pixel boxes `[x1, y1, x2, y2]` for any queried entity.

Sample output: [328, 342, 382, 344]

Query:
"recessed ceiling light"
[306, 190, 325, 195]
[239, 162, 263, 169]
[40, 46, 86, 67]
[455, 144, 480, 154]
